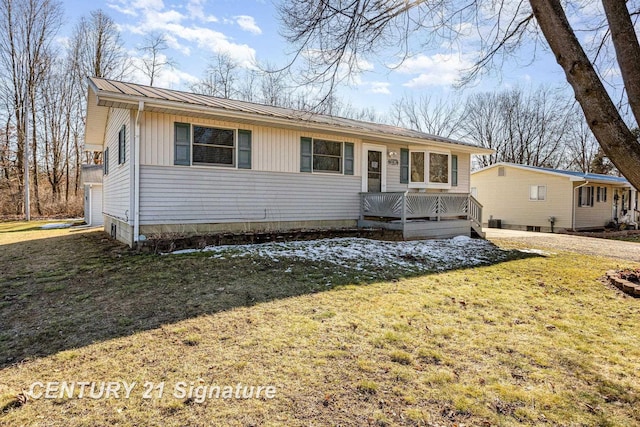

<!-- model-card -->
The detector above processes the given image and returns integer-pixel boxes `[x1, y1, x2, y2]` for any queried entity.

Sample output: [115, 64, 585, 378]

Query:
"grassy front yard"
[1, 223, 639, 426]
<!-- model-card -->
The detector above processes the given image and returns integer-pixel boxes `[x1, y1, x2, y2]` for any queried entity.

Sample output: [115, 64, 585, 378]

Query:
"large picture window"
[313, 139, 342, 173]
[429, 152, 449, 184]
[409, 150, 450, 187]
[193, 126, 235, 166]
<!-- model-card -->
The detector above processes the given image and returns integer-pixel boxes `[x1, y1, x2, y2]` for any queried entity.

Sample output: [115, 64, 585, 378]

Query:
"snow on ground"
[40, 223, 72, 230]
[169, 236, 514, 274]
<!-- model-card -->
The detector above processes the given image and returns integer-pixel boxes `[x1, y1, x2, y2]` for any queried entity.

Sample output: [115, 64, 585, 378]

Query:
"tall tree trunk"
[602, 0, 640, 129]
[529, 0, 640, 188]
[31, 98, 42, 216]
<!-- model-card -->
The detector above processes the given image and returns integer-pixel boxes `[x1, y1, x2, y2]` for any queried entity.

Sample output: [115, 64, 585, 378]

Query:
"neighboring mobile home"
[84, 78, 492, 246]
[471, 163, 638, 232]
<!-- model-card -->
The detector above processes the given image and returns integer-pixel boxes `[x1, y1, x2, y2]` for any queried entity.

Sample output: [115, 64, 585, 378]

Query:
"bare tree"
[277, 0, 640, 189]
[390, 94, 464, 138]
[71, 9, 129, 80]
[460, 87, 571, 168]
[136, 33, 174, 86]
[191, 53, 239, 98]
[565, 110, 600, 173]
[0, 0, 64, 216]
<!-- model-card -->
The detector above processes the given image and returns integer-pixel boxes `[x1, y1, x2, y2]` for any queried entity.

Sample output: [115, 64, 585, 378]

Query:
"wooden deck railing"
[360, 192, 483, 227]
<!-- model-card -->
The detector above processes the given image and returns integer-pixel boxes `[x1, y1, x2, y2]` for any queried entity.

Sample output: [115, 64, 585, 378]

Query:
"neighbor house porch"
[358, 192, 484, 239]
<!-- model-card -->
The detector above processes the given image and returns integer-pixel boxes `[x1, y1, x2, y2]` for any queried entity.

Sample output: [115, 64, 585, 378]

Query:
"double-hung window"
[193, 126, 235, 166]
[300, 138, 353, 174]
[578, 186, 594, 207]
[529, 185, 546, 201]
[174, 123, 252, 168]
[596, 186, 607, 203]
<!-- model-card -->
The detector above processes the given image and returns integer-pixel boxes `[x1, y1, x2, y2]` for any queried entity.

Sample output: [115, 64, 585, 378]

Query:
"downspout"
[572, 181, 589, 231]
[134, 101, 144, 245]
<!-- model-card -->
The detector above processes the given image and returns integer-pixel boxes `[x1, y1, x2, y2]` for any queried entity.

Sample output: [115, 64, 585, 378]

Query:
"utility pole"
[24, 87, 30, 221]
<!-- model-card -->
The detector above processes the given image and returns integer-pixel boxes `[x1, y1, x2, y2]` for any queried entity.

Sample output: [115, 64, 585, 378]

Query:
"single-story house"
[81, 164, 104, 227]
[84, 77, 492, 246]
[471, 162, 639, 232]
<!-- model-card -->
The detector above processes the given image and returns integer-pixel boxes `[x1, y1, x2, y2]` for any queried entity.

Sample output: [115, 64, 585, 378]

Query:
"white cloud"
[187, 0, 218, 22]
[396, 53, 472, 88]
[111, 0, 256, 67]
[364, 81, 391, 95]
[235, 15, 262, 35]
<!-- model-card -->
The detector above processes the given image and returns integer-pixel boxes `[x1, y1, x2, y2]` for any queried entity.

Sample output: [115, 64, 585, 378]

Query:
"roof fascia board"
[92, 90, 493, 154]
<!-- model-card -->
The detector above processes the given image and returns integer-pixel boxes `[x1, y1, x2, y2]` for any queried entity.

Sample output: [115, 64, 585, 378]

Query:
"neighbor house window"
[118, 125, 126, 164]
[529, 185, 546, 201]
[498, 166, 506, 176]
[578, 186, 594, 207]
[596, 186, 607, 203]
[193, 125, 235, 166]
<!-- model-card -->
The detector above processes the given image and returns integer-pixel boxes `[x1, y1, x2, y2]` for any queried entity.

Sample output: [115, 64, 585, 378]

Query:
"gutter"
[572, 181, 590, 231]
[89, 87, 493, 155]
[134, 101, 144, 244]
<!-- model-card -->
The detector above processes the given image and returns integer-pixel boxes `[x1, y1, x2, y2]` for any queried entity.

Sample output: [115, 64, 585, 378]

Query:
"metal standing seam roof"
[88, 77, 489, 151]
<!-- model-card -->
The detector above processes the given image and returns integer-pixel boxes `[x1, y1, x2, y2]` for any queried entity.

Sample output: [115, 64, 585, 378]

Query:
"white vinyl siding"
[529, 185, 546, 201]
[471, 166, 573, 230]
[139, 111, 359, 174]
[574, 183, 616, 229]
[103, 108, 131, 222]
[139, 165, 361, 224]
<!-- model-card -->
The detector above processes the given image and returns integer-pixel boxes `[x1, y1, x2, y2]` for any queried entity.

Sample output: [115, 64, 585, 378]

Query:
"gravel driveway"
[485, 228, 640, 262]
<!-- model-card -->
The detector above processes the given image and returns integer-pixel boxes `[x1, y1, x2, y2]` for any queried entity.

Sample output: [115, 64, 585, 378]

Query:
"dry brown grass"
[1, 223, 639, 426]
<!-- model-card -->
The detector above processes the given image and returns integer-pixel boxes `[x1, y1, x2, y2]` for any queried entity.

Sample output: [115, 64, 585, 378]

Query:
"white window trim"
[529, 185, 547, 201]
[361, 143, 386, 192]
[407, 147, 451, 189]
[190, 123, 238, 169]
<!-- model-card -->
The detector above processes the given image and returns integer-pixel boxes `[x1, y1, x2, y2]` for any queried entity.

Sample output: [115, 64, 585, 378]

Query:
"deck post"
[401, 191, 407, 225]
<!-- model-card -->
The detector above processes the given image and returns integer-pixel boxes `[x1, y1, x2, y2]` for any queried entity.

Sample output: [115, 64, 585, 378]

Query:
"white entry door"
[361, 144, 387, 192]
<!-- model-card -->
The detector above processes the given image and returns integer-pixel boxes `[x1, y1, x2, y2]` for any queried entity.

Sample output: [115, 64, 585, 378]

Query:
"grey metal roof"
[516, 163, 631, 184]
[88, 77, 488, 151]
[473, 162, 632, 186]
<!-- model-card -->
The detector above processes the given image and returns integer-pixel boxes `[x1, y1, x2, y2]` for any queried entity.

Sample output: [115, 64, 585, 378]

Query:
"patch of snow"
[518, 248, 554, 256]
[169, 248, 199, 255]
[166, 237, 510, 273]
[40, 223, 72, 230]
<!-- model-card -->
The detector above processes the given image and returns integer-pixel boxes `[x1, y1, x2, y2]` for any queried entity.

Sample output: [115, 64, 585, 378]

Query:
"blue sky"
[60, 0, 572, 113]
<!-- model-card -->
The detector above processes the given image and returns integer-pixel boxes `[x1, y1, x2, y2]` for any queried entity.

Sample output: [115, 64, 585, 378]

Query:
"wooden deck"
[358, 192, 484, 239]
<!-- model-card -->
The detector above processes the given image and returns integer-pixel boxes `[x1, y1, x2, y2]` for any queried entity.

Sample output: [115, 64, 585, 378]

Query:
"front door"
[367, 150, 382, 192]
